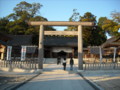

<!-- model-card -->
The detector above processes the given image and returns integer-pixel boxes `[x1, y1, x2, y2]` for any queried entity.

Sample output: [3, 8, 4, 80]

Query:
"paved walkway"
[81, 70, 120, 90]
[17, 64, 95, 90]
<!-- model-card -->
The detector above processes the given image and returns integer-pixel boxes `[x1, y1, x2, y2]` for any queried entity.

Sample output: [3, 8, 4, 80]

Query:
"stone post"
[38, 25, 44, 69]
[78, 25, 83, 70]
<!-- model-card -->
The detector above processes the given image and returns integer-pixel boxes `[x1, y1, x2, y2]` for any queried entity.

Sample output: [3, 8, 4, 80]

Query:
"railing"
[1, 59, 120, 70]
[83, 55, 120, 70]
[84, 63, 120, 70]
[0, 60, 38, 69]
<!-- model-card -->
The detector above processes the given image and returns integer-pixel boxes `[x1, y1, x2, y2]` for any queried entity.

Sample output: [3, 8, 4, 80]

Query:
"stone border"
[77, 72, 104, 90]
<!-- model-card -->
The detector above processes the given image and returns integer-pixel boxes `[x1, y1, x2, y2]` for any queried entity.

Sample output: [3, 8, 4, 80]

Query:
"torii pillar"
[38, 25, 44, 69]
[28, 21, 94, 70]
[78, 25, 83, 70]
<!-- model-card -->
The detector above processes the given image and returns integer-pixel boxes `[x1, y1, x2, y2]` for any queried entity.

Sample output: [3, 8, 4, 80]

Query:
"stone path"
[81, 70, 120, 90]
[17, 64, 95, 90]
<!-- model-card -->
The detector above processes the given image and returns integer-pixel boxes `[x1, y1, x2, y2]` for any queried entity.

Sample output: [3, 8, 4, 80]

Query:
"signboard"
[90, 46, 104, 54]
[7, 46, 12, 60]
[26, 46, 37, 53]
[90, 46, 103, 63]
[21, 46, 26, 61]
[90, 47, 100, 54]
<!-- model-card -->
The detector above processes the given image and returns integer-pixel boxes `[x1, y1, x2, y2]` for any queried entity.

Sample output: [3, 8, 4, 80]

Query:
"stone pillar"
[78, 25, 83, 70]
[38, 25, 44, 69]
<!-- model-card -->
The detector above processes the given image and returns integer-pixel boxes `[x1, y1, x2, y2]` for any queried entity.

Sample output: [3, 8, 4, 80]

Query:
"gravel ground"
[0, 64, 49, 90]
[0, 71, 37, 90]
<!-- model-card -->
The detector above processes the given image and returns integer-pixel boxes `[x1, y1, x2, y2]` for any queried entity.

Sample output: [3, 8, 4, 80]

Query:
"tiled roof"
[101, 37, 120, 48]
[0, 40, 7, 46]
[5, 35, 78, 47]
[7, 35, 33, 46]
[44, 36, 77, 47]
[0, 33, 11, 41]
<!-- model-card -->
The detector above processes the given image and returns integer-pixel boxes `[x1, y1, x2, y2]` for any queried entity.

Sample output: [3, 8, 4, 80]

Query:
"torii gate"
[28, 21, 94, 70]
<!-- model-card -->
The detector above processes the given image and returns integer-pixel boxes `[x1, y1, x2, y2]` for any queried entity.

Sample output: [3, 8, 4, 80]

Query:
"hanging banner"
[26, 46, 37, 53]
[21, 46, 26, 61]
[7, 46, 12, 60]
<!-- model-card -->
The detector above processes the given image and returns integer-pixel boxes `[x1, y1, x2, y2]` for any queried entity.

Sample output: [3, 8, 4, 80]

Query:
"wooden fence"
[84, 63, 120, 70]
[1, 60, 120, 70]
[0, 60, 38, 69]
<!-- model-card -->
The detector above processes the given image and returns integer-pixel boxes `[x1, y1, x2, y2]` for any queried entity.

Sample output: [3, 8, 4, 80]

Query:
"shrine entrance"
[57, 51, 67, 58]
[28, 21, 94, 70]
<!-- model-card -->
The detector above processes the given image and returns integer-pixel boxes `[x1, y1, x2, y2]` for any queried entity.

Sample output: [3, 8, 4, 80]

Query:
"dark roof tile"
[7, 35, 33, 46]
[44, 36, 77, 47]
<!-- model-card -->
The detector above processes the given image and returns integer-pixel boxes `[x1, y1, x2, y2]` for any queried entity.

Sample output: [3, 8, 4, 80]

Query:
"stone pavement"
[1, 61, 120, 90]
[81, 70, 120, 90]
[17, 64, 96, 90]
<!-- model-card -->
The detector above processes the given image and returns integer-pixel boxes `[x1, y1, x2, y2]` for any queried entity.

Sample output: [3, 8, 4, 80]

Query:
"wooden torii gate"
[28, 21, 94, 70]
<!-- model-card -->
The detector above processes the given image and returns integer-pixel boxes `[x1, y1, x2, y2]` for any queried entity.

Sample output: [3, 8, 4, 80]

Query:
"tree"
[26, 16, 55, 34]
[98, 17, 107, 27]
[66, 11, 106, 47]
[111, 11, 120, 37]
[102, 19, 119, 35]
[111, 11, 120, 23]
[98, 16, 120, 37]
[80, 12, 96, 22]
[80, 12, 106, 47]
[5, 1, 55, 35]
[8, 1, 42, 21]
[6, 19, 27, 34]
[0, 17, 9, 33]
[65, 9, 79, 31]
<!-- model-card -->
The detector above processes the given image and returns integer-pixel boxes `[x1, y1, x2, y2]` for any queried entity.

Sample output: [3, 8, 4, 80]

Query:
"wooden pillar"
[38, 25, 44, 69]
[78, 25, 83, 70]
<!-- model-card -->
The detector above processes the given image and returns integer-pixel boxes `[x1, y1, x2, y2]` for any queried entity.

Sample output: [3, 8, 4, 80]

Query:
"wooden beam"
[28, 21, 94, 26]
[44, 31, 78, 35]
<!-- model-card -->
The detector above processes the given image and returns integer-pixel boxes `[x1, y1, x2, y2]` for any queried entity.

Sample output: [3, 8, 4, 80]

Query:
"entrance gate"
[28, 21, 94, 70]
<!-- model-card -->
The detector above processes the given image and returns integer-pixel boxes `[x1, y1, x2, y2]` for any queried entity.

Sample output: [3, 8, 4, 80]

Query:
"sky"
[0, 0, 120, 31]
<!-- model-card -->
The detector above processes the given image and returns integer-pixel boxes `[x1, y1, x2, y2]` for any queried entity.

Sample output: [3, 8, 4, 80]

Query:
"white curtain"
[52, 47, 72, 53]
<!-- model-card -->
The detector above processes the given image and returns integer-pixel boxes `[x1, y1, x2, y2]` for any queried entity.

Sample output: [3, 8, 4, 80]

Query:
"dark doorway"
[57, 50, 67, 58]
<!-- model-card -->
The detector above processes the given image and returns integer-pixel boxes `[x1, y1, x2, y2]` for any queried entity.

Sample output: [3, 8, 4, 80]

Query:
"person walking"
[57, 56, 61, 65]
[62, 58, 66, 70]
[70, 57, 74, 70]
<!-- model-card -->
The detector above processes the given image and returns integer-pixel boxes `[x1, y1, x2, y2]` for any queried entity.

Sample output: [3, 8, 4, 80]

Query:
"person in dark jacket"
[70, 57, 74, 70]
[62, 58, 66, 70]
